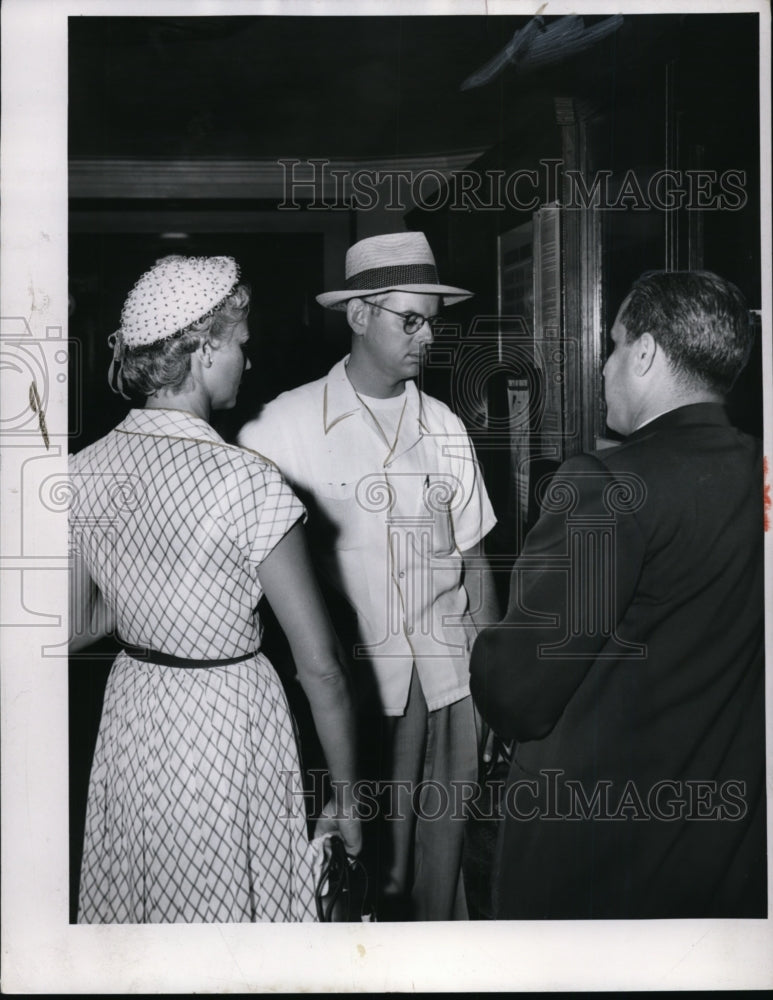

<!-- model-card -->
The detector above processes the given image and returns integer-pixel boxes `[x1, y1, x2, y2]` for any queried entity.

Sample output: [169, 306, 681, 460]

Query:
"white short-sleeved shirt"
[239, 357, 496, 715]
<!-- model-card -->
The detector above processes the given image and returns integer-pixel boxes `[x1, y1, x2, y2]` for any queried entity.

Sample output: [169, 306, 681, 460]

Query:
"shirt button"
[399, 571, 406, 578]
[406, 626, 414, 635]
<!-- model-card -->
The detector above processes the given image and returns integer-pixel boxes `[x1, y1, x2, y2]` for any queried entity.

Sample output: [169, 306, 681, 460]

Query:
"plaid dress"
[70, 408, 317, 922]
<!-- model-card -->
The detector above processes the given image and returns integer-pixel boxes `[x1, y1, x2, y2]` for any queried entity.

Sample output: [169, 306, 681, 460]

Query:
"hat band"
[345, 263, 439, 291]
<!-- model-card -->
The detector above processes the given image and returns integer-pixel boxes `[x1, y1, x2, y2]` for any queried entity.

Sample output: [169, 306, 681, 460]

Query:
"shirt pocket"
[422, 475, 460, 558]
[312, 480, 359, 550]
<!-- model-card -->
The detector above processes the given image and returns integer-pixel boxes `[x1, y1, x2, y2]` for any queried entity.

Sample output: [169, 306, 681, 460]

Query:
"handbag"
[315, 835, 376, 922]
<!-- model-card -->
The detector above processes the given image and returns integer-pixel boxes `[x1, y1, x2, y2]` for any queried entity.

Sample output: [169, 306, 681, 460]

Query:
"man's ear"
[633, 332, 657, 376]
[346, 298, 369, 336]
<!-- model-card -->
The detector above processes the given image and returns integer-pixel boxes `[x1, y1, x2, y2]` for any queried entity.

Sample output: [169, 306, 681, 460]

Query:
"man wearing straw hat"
[239, 231, 498, 920]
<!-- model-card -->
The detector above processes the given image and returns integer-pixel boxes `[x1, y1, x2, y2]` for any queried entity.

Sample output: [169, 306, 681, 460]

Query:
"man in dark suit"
[470, 270, 766, 919]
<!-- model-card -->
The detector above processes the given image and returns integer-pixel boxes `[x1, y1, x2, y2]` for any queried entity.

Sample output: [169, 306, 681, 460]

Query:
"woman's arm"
[69, 551, 115, 653]
[257, 522, 361, 856]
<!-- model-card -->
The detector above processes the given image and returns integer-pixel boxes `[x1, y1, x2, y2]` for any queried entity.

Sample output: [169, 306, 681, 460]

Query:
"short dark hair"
[120, 283, 250, 397]
[619, 271, 752, 394]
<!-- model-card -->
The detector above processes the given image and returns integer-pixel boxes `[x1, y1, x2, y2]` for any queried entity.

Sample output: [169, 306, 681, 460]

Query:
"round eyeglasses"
[363, 299, 444, 336]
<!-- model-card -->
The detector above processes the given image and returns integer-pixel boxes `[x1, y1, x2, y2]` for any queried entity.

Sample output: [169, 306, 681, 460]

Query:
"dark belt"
[118, 639, 256, 669]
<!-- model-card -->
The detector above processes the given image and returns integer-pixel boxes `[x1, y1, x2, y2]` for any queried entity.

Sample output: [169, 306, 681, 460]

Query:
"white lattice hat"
[118, 255, 241, 347]
[316, 232, 472, 310]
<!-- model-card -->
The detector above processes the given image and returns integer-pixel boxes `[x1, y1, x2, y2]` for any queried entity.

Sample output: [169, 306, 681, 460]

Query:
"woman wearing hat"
[69, 255, 360, 923]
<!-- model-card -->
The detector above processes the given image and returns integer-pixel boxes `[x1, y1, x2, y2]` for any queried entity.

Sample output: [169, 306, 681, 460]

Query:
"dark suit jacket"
[470, 404, 766, 918]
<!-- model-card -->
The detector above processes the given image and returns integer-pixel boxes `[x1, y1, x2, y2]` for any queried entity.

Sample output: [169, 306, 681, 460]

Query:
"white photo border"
[1, 0, 771, 992]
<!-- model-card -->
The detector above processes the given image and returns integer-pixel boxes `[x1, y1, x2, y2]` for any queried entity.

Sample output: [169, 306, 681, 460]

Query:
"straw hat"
[316, 232, 472, 310]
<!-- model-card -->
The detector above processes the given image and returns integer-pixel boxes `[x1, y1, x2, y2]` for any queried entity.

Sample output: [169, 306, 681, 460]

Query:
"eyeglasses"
[363, 299, 444, 336]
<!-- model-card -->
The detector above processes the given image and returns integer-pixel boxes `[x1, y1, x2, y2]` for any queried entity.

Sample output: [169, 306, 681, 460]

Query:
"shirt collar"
[322, 355, 431, 440]
[117, 407, 225, 444]
[631, 406, 674, 432]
